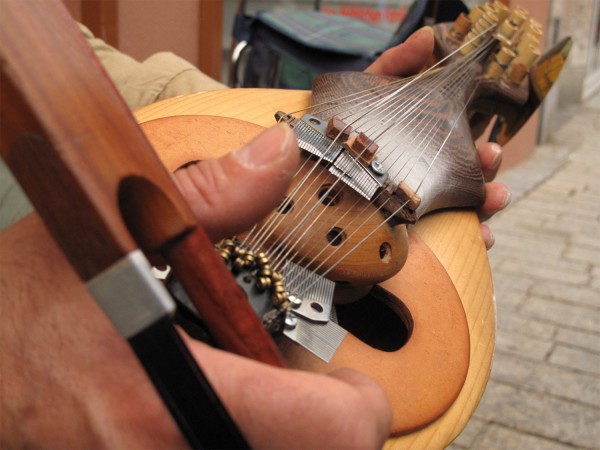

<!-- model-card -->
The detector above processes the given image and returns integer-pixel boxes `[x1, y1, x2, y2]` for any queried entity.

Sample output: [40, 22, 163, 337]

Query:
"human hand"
[0, 124, 391, 450]
[173, 124, 392, 449]
[366, 26, 511, 249]
[476, 141, 511, 249]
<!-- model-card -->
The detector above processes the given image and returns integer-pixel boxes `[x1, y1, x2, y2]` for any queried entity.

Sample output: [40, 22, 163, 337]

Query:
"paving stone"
[491, 205, 558, 225]
[488, 211, 551, 234]
[519, 296, 600, 333]
[497, 260, 590, 286]
[518, 196, 581, 217]
[494, 329, 554, 361]
[448, 417, 487, 449]
[492, 288, 528, 312]
[489, 273, 531, 311]
[491, 352, 600, 407]
[563, 245, 600, 265]
[530, 281, 600, 309]
[475, 382, 600, 449]
[549, 344, 600, 376]
[543, 213, 600, 237]
[570, 231, 600, 249]
[490, 230, 566, 261]
[496, 311, 556, 340]
[474, 424, 583, 450]
[493, 272, 536, 293]
[556, 327, 600, 353]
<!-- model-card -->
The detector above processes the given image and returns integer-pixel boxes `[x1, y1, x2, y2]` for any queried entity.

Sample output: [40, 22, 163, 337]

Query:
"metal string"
[239, 24, 499, 296]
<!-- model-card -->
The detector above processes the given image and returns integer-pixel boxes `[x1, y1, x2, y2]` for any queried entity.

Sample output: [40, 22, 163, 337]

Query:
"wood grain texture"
[0, 0, 195, 279]
[136, 88, 496, 447]
[141, 115, 470, 434]
[311, 71, 487, 218]
[1, 0, 284, 367]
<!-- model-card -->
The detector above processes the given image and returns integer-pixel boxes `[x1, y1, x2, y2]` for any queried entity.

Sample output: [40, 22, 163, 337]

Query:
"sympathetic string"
[235, 6, 536, 300]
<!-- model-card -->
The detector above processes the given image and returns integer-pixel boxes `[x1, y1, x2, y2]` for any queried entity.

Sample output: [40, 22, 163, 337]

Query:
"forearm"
[0, 213, 184, 448]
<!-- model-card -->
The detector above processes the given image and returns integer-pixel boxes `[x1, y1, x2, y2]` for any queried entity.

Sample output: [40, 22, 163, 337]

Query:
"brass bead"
[274, 292, 288, 306]
[260, 268, 273, 279]
[272, 272, 283, 282]
[233, 257, 245, 272]
[274, 285, 286, 295]
[256, 277, 271, 290]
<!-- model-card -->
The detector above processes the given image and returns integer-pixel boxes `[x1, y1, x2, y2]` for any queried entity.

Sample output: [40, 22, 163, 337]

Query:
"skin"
[0, 27, 509, 449]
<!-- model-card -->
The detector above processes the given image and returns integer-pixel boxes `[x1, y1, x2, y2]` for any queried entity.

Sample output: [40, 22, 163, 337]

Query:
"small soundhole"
[277, 197, 294, 214]
[327, 227, 346, 246]
[379, 242, 392, 263]
[318, 185, 342, 206]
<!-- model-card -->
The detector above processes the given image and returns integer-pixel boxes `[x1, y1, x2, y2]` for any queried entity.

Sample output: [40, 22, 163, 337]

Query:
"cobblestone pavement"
[449, 91, 600, 450]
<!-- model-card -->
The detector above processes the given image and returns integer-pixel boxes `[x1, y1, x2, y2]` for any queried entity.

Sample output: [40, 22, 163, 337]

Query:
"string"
[238, 22, 501, 298]
[291, 86, 479, 295]
[286, 37, 496, 278]
[249, 29, 497, 259]
[261, 26, 496, 289]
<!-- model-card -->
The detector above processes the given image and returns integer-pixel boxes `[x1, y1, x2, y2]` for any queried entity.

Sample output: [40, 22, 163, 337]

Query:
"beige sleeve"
[1, 25, 228, 231]
[79, 23, 227, 111]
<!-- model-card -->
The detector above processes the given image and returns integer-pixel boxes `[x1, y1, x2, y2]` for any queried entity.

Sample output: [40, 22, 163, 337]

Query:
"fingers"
[365, 26, 434, 76]
[173, 124, 299, 242]
[328, 368, 393, 446]
[480, 223, 495, 250]
[185, 336, 392, 450]
[476, 142, 510, 249]
[478, 181, 511, 223]
[477, 142, 503, 182]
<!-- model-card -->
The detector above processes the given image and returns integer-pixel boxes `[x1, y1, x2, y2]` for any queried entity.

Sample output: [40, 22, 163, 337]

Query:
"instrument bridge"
[278, 112, 389, 202]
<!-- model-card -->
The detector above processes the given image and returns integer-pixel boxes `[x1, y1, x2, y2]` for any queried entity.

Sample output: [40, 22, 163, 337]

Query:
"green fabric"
[0, 160, 33, 231]
[257, 11, 390, 56]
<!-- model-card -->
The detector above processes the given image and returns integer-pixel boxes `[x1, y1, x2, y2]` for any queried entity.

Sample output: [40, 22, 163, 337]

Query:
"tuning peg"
[486, 46, 516, 79]
[450, 13, 472, 40]
[490, 0, 510, 22]
[508, 6, 529, 28]
[497, 18, 519, 42]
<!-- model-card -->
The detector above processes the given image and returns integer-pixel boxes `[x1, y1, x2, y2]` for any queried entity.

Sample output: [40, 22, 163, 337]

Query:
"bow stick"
[0, 0, 284, 447]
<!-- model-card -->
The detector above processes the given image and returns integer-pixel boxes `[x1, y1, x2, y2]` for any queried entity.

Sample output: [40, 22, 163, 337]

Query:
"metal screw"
[370, 160, 385, 176]
[284, 312, 298, 330]
[288, 294, 302, 309]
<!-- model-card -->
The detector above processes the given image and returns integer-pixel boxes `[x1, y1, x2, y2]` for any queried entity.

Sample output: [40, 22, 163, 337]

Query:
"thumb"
[173, 124, 299, 242]
[365, 26, 434, 76]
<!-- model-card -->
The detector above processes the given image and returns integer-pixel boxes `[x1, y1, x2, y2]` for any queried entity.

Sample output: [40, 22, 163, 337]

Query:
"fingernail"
[500, 188, 512, 209]
[489, 143, 502, 171]
[233, 124, 295, 168]
[486, 230, 495, 250]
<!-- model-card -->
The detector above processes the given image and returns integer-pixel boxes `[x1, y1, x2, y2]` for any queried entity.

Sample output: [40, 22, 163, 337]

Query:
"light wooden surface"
[135, 88, 496, 449]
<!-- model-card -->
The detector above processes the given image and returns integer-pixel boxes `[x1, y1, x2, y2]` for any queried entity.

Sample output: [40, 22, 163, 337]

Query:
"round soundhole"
[326, 227, 346, 246]
[379, 242, 392, 263]
[318, 185, 342, 206]
[277, 197, 294, 214]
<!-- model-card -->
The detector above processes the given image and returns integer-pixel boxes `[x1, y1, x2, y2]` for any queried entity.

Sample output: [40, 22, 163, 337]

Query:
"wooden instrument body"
[310, 71, 487, 219]
[135, 89, 496, 448]
[243, 158, 410, 285]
